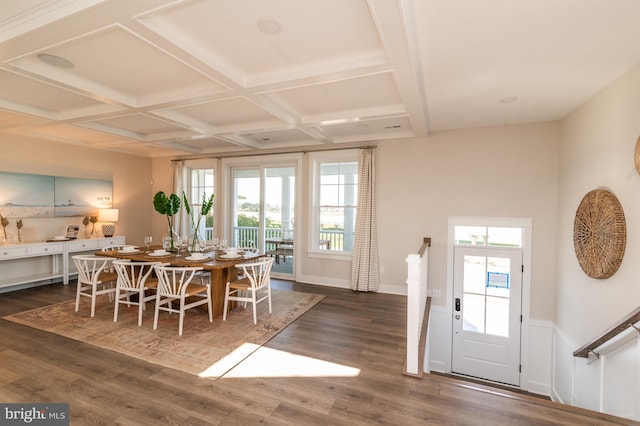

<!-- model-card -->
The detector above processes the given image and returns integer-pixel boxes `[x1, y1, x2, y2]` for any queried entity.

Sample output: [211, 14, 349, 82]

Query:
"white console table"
[0, 236, 125, 291]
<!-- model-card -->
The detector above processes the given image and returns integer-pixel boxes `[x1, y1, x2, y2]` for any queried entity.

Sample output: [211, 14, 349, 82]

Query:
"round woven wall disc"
[573, 189, 626, 279]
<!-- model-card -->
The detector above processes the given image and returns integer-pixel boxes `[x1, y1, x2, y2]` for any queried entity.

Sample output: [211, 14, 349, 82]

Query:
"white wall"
[554, 61, 640, 419]
[375, 124, 560, 322]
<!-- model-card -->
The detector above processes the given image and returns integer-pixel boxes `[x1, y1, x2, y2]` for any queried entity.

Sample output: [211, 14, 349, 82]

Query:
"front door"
[452, 246, 522, 386]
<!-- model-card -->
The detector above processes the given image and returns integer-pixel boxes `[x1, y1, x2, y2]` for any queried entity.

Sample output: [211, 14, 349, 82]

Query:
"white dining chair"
[73, 254, 118, 317]
[223, 257, 274, 324]
[112, 260, 164, 326]
[153, 265, 213, 336]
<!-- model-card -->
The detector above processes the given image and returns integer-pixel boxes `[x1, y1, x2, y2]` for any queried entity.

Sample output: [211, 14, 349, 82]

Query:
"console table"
[0, 236, 125, 292]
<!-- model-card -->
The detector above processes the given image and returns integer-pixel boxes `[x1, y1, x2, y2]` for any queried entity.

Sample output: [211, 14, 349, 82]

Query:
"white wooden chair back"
[154, 265, 203, 297]
[152, 264, 211, 335]
[113, 260, 158, 291]
[73, 255, 110, 284]
[72, 254, 118, 317]
[236, 257, 273, 291]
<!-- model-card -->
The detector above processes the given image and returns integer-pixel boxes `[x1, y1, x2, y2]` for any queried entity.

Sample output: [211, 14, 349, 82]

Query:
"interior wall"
[151, 123, 561, 325]
[554, 61, 640, 413]
[376, 123, 560, 322]
[0, 136, 152, 247]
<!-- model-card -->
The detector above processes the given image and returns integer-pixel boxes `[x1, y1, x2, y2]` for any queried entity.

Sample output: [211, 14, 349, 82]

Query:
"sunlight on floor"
[199, 343, 361, 379]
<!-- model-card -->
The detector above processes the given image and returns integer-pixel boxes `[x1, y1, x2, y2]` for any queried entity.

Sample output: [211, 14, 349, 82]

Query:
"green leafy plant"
[183, 191, 214, 251]
[153, 191, 181, 251]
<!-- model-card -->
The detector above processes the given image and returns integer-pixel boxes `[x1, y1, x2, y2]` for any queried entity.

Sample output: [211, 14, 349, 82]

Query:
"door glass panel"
[486, 296, 509, 337]
[265, 167, 295, 275]
[462, 255, 512, 337]
[487, 227, 522, 247]
[455, 226, 486, 245]
[463, 293, 485, 332]
[463, 255, 486, 294]
[233, 169, 260, 248]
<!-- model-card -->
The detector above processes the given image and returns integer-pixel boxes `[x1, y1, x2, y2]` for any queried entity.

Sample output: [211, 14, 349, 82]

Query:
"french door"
[231, 164, 296, 278]
[452, 246, 522, 386]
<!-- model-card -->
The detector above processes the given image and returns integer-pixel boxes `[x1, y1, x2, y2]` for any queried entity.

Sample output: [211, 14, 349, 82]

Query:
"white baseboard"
[295, 274, 407, 295]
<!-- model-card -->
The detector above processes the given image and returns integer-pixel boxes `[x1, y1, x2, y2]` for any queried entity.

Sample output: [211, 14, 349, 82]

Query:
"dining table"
[95, 245, 263, 318]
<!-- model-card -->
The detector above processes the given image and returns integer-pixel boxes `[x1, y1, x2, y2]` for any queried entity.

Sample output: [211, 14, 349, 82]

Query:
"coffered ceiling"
[1, 0, 640, 157]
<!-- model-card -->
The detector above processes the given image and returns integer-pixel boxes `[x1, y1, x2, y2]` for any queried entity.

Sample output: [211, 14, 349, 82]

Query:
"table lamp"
[98, 208, 119, 237]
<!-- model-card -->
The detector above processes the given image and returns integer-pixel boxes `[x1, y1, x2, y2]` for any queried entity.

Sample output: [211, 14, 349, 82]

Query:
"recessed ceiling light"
[257, 19, 282, 35]
[500, 96, 519, 104]
[37, 53, 74, 69]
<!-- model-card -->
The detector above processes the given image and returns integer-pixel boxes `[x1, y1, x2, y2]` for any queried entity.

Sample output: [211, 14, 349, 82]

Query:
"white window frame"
[308, 149, 358, 259]
[181, 159, 217, 239]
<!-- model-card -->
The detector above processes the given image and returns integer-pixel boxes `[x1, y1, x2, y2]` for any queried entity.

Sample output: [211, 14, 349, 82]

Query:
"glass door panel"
[231, 165, 296, 278]
[232, 168, 261, 249]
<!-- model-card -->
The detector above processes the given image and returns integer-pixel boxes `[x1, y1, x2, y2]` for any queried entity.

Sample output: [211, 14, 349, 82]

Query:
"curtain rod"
[170, 144, 376, 162]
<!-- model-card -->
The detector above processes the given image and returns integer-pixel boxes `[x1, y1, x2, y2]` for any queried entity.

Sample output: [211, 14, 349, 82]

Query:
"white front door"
[452, 246, 522, 386]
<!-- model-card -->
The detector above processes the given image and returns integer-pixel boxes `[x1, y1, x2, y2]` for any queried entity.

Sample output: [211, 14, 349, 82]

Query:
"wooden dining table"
[95, 246, 263, 318]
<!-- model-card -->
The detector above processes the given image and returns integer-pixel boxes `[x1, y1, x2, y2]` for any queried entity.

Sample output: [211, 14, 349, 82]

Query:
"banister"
[404, 237, 431, 377]
[417, 237, 431, 257]
[573, 306, 640, 358]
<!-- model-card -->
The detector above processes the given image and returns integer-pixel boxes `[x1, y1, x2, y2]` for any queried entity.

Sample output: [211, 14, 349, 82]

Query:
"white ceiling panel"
[0, 0, 638, 157]
[138, 0, 385, 86]
[267, 73, 404, 122]
[80, 113, 199, 140]
[155, 97, 287, 130]
[0, 69, 116, 118]
[320, 116, 413, 143]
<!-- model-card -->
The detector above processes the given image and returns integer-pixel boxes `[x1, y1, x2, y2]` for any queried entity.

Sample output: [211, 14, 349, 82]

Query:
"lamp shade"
[98, 208, 119, 223]
[99, 208, 119, 237]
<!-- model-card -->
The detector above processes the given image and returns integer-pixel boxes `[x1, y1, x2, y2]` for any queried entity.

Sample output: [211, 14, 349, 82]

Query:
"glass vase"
[162, 229, 180, 252]
[188, 229, 205, 254]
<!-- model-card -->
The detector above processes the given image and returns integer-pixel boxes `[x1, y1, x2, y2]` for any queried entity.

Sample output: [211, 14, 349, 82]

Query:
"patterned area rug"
[3, 289, 323, 379]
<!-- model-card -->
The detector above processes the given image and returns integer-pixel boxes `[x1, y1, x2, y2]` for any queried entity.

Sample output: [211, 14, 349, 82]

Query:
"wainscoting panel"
[428, 306, 552, 395]
[553, 325, 640, 421]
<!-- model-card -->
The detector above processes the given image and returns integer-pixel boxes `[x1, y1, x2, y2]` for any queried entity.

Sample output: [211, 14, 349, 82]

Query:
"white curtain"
[350, 147, 380, 292]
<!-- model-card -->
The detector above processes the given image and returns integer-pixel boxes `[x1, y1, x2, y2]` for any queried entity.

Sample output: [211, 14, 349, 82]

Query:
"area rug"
[3, 289, 324, 379]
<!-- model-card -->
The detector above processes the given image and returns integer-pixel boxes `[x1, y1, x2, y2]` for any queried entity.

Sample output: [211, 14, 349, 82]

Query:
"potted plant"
[153, 191, 181, 251]
[183, 191, 214, 252]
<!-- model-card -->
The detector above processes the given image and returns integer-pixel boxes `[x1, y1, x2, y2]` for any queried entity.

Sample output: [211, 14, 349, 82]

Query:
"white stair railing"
[403, 237, 431, 377]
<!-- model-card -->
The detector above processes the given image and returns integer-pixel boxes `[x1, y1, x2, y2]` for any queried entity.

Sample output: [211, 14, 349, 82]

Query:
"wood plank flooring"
[0, 280, 636, 425]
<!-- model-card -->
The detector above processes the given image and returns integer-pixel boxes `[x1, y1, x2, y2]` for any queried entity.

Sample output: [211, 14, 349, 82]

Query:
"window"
[454, 225, 522, 248]
[187, 168, 214, 239]
[310, 150, 358, 254]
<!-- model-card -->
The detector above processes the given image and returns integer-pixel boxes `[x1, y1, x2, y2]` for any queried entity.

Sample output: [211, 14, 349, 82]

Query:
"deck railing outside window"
[231, 226, 345, 251]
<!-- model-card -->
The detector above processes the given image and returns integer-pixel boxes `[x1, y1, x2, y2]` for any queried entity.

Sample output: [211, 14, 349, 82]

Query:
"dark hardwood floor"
[0, 279, 636, 425]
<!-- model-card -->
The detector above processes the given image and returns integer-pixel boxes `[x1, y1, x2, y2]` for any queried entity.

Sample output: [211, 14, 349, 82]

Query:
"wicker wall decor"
[573, 189, 626, 279]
